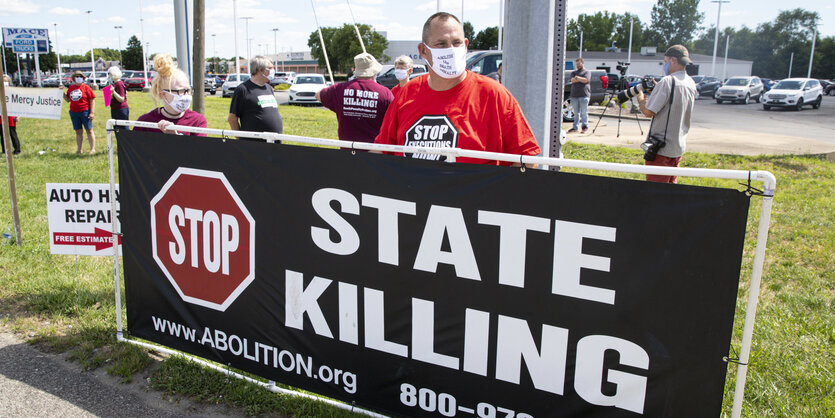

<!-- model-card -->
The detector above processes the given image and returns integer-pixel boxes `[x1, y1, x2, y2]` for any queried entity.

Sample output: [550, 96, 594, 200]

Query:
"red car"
[124, 71, 156, 91]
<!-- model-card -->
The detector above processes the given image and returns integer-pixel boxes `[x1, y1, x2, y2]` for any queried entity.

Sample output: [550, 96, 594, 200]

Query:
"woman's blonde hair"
[394, 55, 414, 68]
[3, 74, 10, 84]
[151, 54, 189, 104]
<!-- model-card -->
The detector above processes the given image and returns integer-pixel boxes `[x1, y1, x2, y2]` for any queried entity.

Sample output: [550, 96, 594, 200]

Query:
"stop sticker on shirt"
[403, 115, 459, 161]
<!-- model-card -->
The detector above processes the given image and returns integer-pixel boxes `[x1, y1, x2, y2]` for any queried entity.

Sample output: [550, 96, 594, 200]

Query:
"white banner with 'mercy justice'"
[4, 87, 63, 120]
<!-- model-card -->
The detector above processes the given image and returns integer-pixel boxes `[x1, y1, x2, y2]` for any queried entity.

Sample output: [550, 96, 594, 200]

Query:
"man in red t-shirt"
[62, 70, 97, 154]
[317, 53, 393, 145]
[375, 12, 540, 166]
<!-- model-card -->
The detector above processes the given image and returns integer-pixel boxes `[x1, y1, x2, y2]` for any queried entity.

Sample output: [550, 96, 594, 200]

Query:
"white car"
[762, 78, 823, 111]
[221, 73, 251, 98]
[288, 74, 329, 105]
[715, 76, 764, 104]
[85, 71, 109, 88]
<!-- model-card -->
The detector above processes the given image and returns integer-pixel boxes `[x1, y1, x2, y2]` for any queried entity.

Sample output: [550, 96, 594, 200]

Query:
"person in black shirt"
[228, 56, 283, 137]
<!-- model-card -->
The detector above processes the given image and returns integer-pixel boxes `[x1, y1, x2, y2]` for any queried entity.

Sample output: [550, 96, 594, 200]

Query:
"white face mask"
[268, 69, 276, 78]
[394, 69, 409, 81]
[423, 43, 467, 79]
[165, 92, 192, 113]
[75, 77, 84, 84]
[3, 82, 8, 87]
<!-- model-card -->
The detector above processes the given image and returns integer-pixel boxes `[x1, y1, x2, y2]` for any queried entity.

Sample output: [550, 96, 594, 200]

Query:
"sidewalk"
[0, 327, 238, 417]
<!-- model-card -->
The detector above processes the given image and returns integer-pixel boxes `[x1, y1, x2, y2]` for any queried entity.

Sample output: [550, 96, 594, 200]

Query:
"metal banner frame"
[106, 119, 775, 418]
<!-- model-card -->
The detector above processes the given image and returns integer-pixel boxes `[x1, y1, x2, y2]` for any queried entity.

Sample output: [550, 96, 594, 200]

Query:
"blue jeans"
[571, 96, 589, 130]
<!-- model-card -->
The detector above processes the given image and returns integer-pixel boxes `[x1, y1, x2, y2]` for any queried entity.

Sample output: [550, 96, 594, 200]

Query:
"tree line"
[566, 4, 832, 79]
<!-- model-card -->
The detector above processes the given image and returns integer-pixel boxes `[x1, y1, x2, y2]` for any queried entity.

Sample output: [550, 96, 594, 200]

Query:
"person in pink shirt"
[135, 54, 207, 136]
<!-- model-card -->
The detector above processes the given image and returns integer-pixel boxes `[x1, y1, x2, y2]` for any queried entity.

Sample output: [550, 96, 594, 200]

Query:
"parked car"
[221, 73, 251, 97]
[272, 71, 296, 85]
[762, 78, 823, 111]
[288, 74, 329, 105]
[85, 71, 109, 88]
[826, 82, 835, 96]
[696, 76, 721, 97]
[124, 71, 155, 90]
[204, 74, 218, 94]
[466, 51, 503, 78]
[715, 76, 763, 104]
[375, 64, 428, 88]
[42, 75, 61, 87]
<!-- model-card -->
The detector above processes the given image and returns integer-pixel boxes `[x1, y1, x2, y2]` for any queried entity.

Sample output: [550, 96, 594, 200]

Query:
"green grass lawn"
[0, 91, 832, 416]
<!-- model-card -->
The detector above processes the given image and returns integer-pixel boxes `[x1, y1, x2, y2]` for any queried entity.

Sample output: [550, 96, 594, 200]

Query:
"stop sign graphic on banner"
[150, 168, 255, 311]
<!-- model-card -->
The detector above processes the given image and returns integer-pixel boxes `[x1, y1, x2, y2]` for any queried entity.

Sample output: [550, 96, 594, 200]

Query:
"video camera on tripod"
[613, 61, 657, 104]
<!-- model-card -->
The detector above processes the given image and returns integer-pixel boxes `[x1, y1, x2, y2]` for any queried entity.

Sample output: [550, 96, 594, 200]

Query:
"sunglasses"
[163, 88, 192, 95]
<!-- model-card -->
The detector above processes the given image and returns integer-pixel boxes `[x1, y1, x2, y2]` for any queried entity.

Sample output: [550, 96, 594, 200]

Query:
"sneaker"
[567, 128, 578, 133]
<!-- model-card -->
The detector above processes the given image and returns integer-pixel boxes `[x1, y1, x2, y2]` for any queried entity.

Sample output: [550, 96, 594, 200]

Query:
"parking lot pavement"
[570, 95, 835, 156]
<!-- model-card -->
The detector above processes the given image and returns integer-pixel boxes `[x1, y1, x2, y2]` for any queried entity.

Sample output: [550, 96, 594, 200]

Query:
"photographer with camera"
[636, 45, 697, 183]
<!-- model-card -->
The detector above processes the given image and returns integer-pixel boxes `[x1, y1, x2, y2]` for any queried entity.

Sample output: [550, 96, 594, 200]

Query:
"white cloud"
[374, 22, 421, 41]
[0, 0, 39, 15]
[49, 7, 81, 16]
[108, 16, 127, 23]
[315, 3, 385, 26]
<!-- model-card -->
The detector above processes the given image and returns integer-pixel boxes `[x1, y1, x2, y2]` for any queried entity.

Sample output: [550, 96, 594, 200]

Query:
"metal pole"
[192, 0, 205, 114]
[212, 33, 217, 73]
[710, 0, 729, 77]
[310, 0, 334, 84]
[114, 26, 123, 64]
[233, 0, 240, 74]
[15, 54, 21, 85]
[807, 27, 816, 79]
[497, 0, 504, 50]
[627, 18, 633, 63]
[346, 0, 366, 54]
[272, 29, 279, 69]
[173, 0, 190, 85]
[86, 10, 97, 89]
[730, 177, 777, 418]
[54, 23, 63, 85]
[1, 45, 6, 76]
[722, 35, 729, 81]
[0, 77, 22, 245]
[579, 30, 583, 58]
[241, 16, 253, 65]
[34, 53, 42, 87]
[139, 0, 150, 90]
[787, 52, 793, 78]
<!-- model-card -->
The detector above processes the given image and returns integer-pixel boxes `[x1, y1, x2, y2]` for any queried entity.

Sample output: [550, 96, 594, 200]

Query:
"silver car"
[221, 74, 251, 98]
[715, 76, 764, 105]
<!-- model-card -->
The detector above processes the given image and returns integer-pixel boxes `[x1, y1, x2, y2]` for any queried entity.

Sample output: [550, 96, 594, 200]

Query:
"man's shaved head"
[422, 12, 462, 43]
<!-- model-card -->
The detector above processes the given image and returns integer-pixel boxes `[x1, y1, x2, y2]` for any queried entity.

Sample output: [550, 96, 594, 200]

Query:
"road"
[690, 95, 834, 144]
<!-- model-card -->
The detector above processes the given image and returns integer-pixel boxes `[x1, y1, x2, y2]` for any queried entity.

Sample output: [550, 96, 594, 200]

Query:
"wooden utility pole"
[0, 73, 22, 245]
[192, 0, 206, 114]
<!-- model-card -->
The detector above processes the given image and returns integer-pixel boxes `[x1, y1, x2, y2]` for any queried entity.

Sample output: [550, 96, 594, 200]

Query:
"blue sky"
[0, 0, 832, 59]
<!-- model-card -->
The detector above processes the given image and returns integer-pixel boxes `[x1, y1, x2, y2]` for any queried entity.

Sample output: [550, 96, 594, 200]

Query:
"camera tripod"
[591, 76, 644, 138]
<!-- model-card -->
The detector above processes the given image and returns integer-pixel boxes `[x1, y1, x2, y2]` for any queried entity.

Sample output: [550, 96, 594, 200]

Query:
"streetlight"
[86, 10, 97, 89]
[241, 16, 253, 64]
[54, 23, 63, 85]
[114, 25, 123, 64]
[211, 33, 217, 73]
[807, 26, 817, 78]
[139, 0, 149, 90]
[233, 0, 240, 74]
[272, 28, 279, 70]
[710, 0, 730, 77]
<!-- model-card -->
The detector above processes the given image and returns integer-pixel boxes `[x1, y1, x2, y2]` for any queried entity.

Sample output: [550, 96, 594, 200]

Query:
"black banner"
[118, 129, 750, 417]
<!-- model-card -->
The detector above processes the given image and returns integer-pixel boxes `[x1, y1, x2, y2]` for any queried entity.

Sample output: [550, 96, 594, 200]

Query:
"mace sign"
[2, 28, 49, 54]
[150, 167, 255, 312]
[46, 183, 121, 256]
[118, 130, 750, 416]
